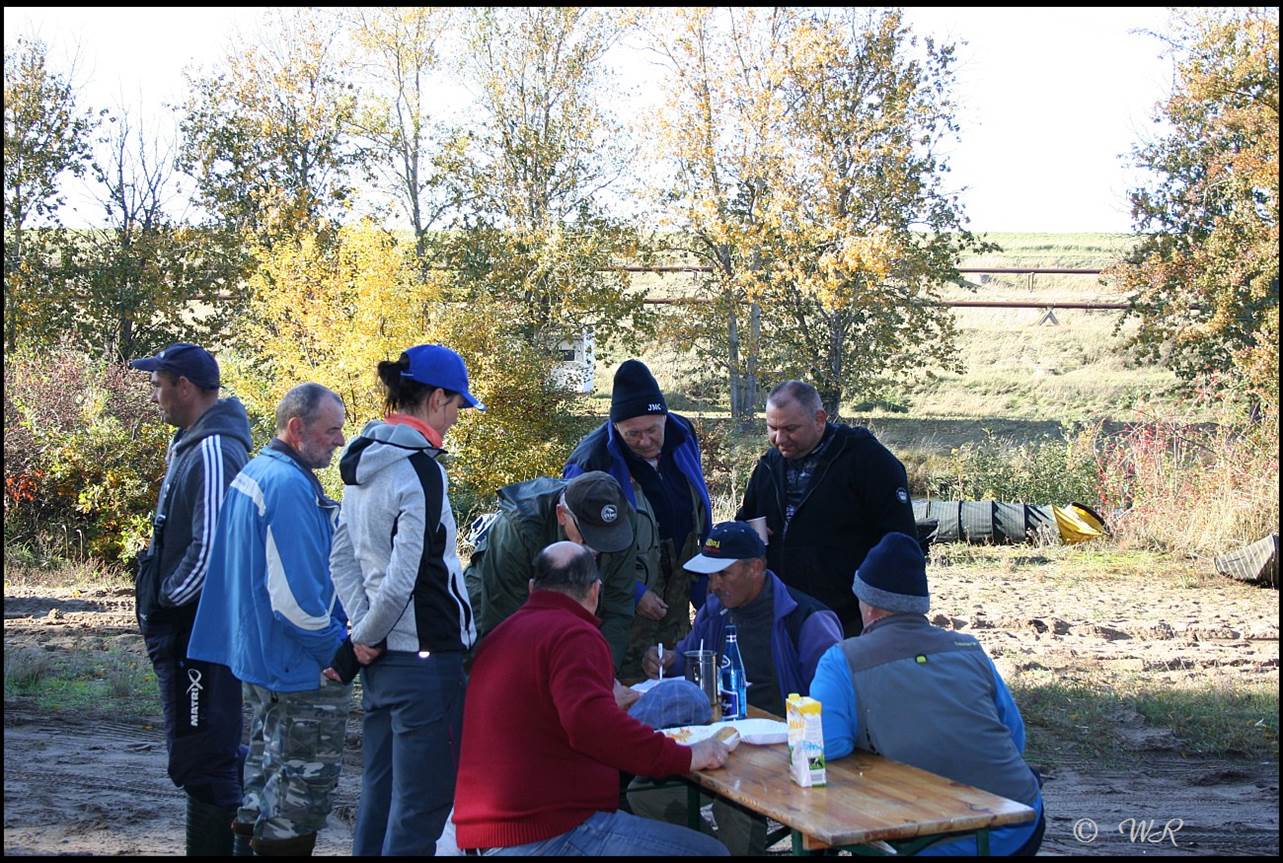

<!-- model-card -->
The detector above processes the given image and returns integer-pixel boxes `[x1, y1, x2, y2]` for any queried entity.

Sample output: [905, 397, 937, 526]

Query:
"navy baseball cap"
[129, 343, 220, 389]
[684, 521, 767, 574]
[402, 344, 485, 411]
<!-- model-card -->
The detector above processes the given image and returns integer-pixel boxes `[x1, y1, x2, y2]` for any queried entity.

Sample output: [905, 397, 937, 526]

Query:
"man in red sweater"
[454, 541, 731, 856]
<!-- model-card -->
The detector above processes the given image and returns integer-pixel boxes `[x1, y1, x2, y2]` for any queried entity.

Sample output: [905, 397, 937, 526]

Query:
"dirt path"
[4, 567, 1278, 856]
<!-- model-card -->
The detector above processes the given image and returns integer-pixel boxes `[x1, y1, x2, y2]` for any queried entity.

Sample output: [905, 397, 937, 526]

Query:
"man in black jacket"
[735, 380, 916, 637]
[131, 343, 252, 855]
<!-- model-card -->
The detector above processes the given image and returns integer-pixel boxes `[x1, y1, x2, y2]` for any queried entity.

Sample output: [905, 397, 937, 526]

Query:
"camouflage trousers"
[620, 541, 695, 681]
[237, 676, 353, 841]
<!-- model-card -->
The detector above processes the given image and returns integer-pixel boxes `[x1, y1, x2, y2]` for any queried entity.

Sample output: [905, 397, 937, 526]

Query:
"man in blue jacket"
[808, 532, 1046, 855]
[633, 521, 843, 855]
[564, 359, 713, 679]
[189, 383, 358, 856]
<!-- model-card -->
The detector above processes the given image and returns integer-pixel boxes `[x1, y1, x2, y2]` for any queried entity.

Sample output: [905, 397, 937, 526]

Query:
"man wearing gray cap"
[129, 342, 252, 855]
[808, 532, 1046, 855]
[465, 471, 642, 671]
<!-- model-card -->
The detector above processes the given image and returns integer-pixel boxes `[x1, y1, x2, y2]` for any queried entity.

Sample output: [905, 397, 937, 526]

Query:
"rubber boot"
[185, 794, 237, 856]
[251, 833, 318, 856]
[232, 820, 255, 856]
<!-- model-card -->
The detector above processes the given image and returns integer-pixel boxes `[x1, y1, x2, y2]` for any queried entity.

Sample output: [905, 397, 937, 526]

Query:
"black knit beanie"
[610, 360, 667, 423]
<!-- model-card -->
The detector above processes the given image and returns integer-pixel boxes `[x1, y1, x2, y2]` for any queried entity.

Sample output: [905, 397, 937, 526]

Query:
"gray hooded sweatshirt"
[330, 420, 476, 653]
[137, 397, 252, 626]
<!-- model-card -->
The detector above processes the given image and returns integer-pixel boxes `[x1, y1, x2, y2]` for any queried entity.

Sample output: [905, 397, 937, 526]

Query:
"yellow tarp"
[1053, 503, 1107, 544]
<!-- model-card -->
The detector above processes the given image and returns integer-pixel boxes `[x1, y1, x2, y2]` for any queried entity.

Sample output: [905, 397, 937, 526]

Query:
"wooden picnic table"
[681, 710, 1036, 855]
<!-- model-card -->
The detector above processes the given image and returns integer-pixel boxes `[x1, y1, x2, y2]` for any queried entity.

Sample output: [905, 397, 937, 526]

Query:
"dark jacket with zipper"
[735, 423, 916, 635]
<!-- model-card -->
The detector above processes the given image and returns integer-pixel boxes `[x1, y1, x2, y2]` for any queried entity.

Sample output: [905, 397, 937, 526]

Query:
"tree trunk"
[742, 302, 761, 429]
[823, 321, 844, 420]
[727, 303, 743, 419]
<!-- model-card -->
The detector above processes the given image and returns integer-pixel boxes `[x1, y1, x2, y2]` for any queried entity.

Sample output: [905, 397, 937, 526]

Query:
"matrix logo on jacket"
[187, 667, 203, 728]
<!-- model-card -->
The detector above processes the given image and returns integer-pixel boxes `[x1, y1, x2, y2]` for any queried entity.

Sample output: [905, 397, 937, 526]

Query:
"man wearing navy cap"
[808, 533, 1046, 855]
[129, 342, 252, 855]
[633, 521, 842, 856]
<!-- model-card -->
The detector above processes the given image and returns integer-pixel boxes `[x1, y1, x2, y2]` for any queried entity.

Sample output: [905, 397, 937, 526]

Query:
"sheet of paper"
[630, 677, 683, 694]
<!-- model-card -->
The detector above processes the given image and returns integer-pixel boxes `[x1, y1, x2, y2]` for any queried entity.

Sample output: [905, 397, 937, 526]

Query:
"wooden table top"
[688, 720, 1036, 851]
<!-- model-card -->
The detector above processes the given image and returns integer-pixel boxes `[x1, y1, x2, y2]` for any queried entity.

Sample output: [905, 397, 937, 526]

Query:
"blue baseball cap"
[129, 343, 220, 389]
[684, 521, 767, 574]
[402, 344, 485, 411]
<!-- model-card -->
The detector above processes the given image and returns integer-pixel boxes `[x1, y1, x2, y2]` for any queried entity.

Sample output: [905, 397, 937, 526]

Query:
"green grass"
[1012, 673, 1279, 766]
[3, 645, 159, 718]
[2, 555, 133, 590]
[593, 232, 1208, 426]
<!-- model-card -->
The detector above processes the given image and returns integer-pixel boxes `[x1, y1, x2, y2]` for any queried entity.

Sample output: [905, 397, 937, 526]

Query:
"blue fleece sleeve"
[265, 478, 345, 669]
[984, 654, 1027, 753]
[563, 461, 585, 480]
[810, 645, 858, 760]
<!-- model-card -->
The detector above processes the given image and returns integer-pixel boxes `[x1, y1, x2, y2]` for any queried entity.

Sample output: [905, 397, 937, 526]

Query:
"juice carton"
[786, 694, 826, 787]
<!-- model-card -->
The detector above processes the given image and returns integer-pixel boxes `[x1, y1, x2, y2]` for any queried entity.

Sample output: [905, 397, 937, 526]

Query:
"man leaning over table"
[808, 532, 1046, 856]
[630, 521, 842, 856]
[452, 541, 732, 856]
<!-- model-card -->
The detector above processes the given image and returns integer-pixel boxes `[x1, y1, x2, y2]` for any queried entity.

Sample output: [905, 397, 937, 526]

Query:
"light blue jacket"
[189, 445, 347, 692]
[810, 615, 1043, 856]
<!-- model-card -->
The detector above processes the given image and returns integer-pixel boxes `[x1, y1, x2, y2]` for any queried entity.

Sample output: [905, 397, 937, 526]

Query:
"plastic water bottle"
[719, 624, 748, 720]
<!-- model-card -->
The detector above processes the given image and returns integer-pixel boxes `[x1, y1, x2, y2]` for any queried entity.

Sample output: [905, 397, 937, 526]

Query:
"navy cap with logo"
[683, 521, 767, 574]
[402, 344, 486, 411]
[129, 343, 220, 389]
[564, 471, 633, 553]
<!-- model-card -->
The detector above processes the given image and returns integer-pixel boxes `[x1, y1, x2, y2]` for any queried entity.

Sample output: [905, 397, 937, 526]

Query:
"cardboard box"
[786, 694, 826, 787]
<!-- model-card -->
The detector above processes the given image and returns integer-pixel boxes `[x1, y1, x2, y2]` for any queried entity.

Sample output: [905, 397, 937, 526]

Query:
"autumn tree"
[756, 9, 990, 417]
[178, 8, 363, 249]
[1112, 8, 1279, 415]
[69, 107, 248, 361]
[231, 222, 582, 505]
[443, 7, 652, 362]
[648, 9, 987, 418]
[346, 7, 460, 265]
[645, 8, 796, 421]
[3, 36, 95, 351]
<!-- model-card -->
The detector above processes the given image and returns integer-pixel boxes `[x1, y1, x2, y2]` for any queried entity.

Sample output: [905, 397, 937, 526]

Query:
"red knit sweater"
[453, 590, 693, 849]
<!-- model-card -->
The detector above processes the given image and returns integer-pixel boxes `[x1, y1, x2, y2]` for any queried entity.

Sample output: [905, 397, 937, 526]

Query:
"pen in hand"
[657, 643, 664, 680]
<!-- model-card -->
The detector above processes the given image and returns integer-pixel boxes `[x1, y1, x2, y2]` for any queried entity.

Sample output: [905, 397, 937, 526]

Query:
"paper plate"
[662, 718, 788, 747]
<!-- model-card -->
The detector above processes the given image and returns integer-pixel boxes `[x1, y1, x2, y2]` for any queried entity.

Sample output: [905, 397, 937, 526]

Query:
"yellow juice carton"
[786, 694, 826, 787]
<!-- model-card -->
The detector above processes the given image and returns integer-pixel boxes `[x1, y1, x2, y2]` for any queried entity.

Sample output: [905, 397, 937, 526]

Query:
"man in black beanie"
[564, 360, 713, 679]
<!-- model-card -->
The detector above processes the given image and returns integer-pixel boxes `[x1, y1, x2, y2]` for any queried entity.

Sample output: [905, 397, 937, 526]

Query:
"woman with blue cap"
[329, 344, 484, 855]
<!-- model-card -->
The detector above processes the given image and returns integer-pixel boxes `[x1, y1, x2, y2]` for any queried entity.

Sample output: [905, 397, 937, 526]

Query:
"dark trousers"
[353, 650, 466, 856]
[142, 607, 244, 808]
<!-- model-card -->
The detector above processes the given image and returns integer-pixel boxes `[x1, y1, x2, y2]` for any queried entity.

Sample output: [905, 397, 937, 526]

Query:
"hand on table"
[687, 738, 731, 771]
[613, 679, 641, 711]
[636, 589, 668, 621]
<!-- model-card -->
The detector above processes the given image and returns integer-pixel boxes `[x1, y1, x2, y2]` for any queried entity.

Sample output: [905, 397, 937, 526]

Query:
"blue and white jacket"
[188, 443, 347, 692]
[330, 420, 477, 654]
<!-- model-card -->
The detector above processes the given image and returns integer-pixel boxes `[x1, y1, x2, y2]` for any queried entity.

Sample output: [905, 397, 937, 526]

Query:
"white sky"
[5, 6, 1178, 233]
